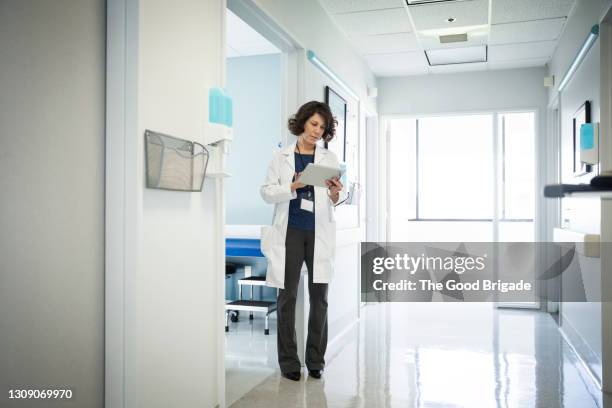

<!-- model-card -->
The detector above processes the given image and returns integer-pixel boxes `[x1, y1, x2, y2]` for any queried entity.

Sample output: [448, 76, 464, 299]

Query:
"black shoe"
[283, 371, 301, 381]
[308, 369, 322, 379]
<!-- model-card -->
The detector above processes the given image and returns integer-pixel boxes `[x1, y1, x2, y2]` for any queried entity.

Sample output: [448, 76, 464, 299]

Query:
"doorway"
[386, 111, 539, 310]
[224, 1, 301, 405]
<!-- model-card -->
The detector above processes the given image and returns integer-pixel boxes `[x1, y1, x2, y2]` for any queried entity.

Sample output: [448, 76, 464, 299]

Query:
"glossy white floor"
[225, 303, 606, 408]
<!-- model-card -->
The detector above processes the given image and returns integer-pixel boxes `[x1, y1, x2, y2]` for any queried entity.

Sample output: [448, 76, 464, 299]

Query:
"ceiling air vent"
[439, 33, 468, 43]
[406, 0, 473, 5]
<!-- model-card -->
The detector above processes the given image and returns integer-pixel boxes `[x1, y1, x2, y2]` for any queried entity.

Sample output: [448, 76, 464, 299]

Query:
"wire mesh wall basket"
[145, 130, 209, 191]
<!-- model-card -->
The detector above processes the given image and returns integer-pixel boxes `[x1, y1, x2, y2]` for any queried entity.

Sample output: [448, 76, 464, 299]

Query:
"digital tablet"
[298, 163, 343, 187]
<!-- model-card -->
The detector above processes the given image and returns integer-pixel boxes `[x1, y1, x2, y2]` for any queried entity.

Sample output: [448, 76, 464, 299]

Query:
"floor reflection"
[226, 303, 605, 407]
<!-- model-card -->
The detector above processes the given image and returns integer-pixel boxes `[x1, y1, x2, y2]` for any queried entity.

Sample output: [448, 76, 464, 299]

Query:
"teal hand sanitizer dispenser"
[209, 87, 233, 127]
[206, 87, 233, 177]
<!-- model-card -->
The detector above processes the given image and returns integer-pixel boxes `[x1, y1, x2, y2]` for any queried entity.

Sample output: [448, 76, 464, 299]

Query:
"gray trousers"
[277, 227, 329, 373]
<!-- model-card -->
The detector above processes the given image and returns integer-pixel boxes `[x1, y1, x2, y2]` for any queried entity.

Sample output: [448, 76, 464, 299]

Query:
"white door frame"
[544, 95, 562, 316]
[365, 111, 379, 242]
[495, 108, 541, 310]
[105, 1, 139, 407]
[363, 109, 378, 310]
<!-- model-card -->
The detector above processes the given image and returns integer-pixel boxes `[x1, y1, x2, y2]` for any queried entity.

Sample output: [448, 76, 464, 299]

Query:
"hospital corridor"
[2, 0, 612, 407]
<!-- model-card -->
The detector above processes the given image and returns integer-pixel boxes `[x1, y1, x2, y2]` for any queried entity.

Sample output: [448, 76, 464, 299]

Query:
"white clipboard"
[298, 163, 343, 187]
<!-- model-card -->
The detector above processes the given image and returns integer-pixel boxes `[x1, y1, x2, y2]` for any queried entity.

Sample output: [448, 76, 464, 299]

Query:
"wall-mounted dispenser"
[206, 87, 233, 177]
[580, 122, 599, 166]
[209, 88, 231, 125]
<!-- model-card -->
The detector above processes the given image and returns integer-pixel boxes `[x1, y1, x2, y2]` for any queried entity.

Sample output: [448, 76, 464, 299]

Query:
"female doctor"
[260, 101, 343, 381]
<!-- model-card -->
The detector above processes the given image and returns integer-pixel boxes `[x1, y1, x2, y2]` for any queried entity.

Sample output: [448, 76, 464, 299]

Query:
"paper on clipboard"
[298, 163, 343, 187]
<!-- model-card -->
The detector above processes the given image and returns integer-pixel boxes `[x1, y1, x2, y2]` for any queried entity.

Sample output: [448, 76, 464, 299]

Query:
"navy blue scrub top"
[288, 152, 315, 231]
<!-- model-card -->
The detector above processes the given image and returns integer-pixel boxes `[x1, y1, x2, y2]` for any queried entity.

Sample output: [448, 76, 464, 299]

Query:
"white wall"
[138, 1, 224, 405]
[0, 1, 105, 407]
[548, 0, 612, 387]
[379, 67, 549, 116]
[107, 0, 226, 407]
[600, 7, 612, 394]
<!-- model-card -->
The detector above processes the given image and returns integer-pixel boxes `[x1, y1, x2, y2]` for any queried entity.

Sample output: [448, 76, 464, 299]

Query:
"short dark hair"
[287, 101, 337, 142]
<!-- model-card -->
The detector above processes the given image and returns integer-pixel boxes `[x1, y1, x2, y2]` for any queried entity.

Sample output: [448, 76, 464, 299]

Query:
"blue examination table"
[225, 238, 277, 335]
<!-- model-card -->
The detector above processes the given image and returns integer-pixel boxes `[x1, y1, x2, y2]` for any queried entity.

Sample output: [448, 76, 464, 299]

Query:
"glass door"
[387, 111, 538, 307]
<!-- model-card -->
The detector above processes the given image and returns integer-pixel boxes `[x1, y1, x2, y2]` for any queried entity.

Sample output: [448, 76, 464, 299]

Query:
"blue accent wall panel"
[226, 54, 281, 225]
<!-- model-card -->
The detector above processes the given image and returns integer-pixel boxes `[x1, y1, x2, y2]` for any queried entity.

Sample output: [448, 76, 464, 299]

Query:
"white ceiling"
[226, 10, 280, 58]
[318, 0, 577, 77]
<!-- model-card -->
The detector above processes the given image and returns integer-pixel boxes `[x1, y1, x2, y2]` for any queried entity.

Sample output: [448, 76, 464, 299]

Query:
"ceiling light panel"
[488, 41, 556, 62]
[491, 0, 575, 24]
[428, 61, 487, 74]
[489, 18, 566, 44]
[425, 45, 487, 65]
[319, 0, 405, 14]
[407, 0, 487, 31]
[353, 32, 421, 54]
[333, 8, 413, 36]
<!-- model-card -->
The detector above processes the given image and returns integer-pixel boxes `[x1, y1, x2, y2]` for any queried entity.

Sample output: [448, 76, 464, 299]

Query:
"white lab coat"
[260, 142, 341, 289]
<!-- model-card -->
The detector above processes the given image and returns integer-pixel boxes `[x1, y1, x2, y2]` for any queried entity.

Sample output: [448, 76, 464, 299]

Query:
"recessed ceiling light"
[425, 45, 487, 66]
[446, 17, 456, 23]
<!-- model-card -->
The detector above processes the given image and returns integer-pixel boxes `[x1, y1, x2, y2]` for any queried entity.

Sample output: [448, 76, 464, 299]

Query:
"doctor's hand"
[325, 177, 342, 193]
[326, 177, 342, 203]
[291, 172, 306, 192]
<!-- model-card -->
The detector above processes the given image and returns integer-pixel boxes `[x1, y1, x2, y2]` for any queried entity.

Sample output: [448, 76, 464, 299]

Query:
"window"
[388, 112, 535, 224]
[418, 115, 493, 219]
